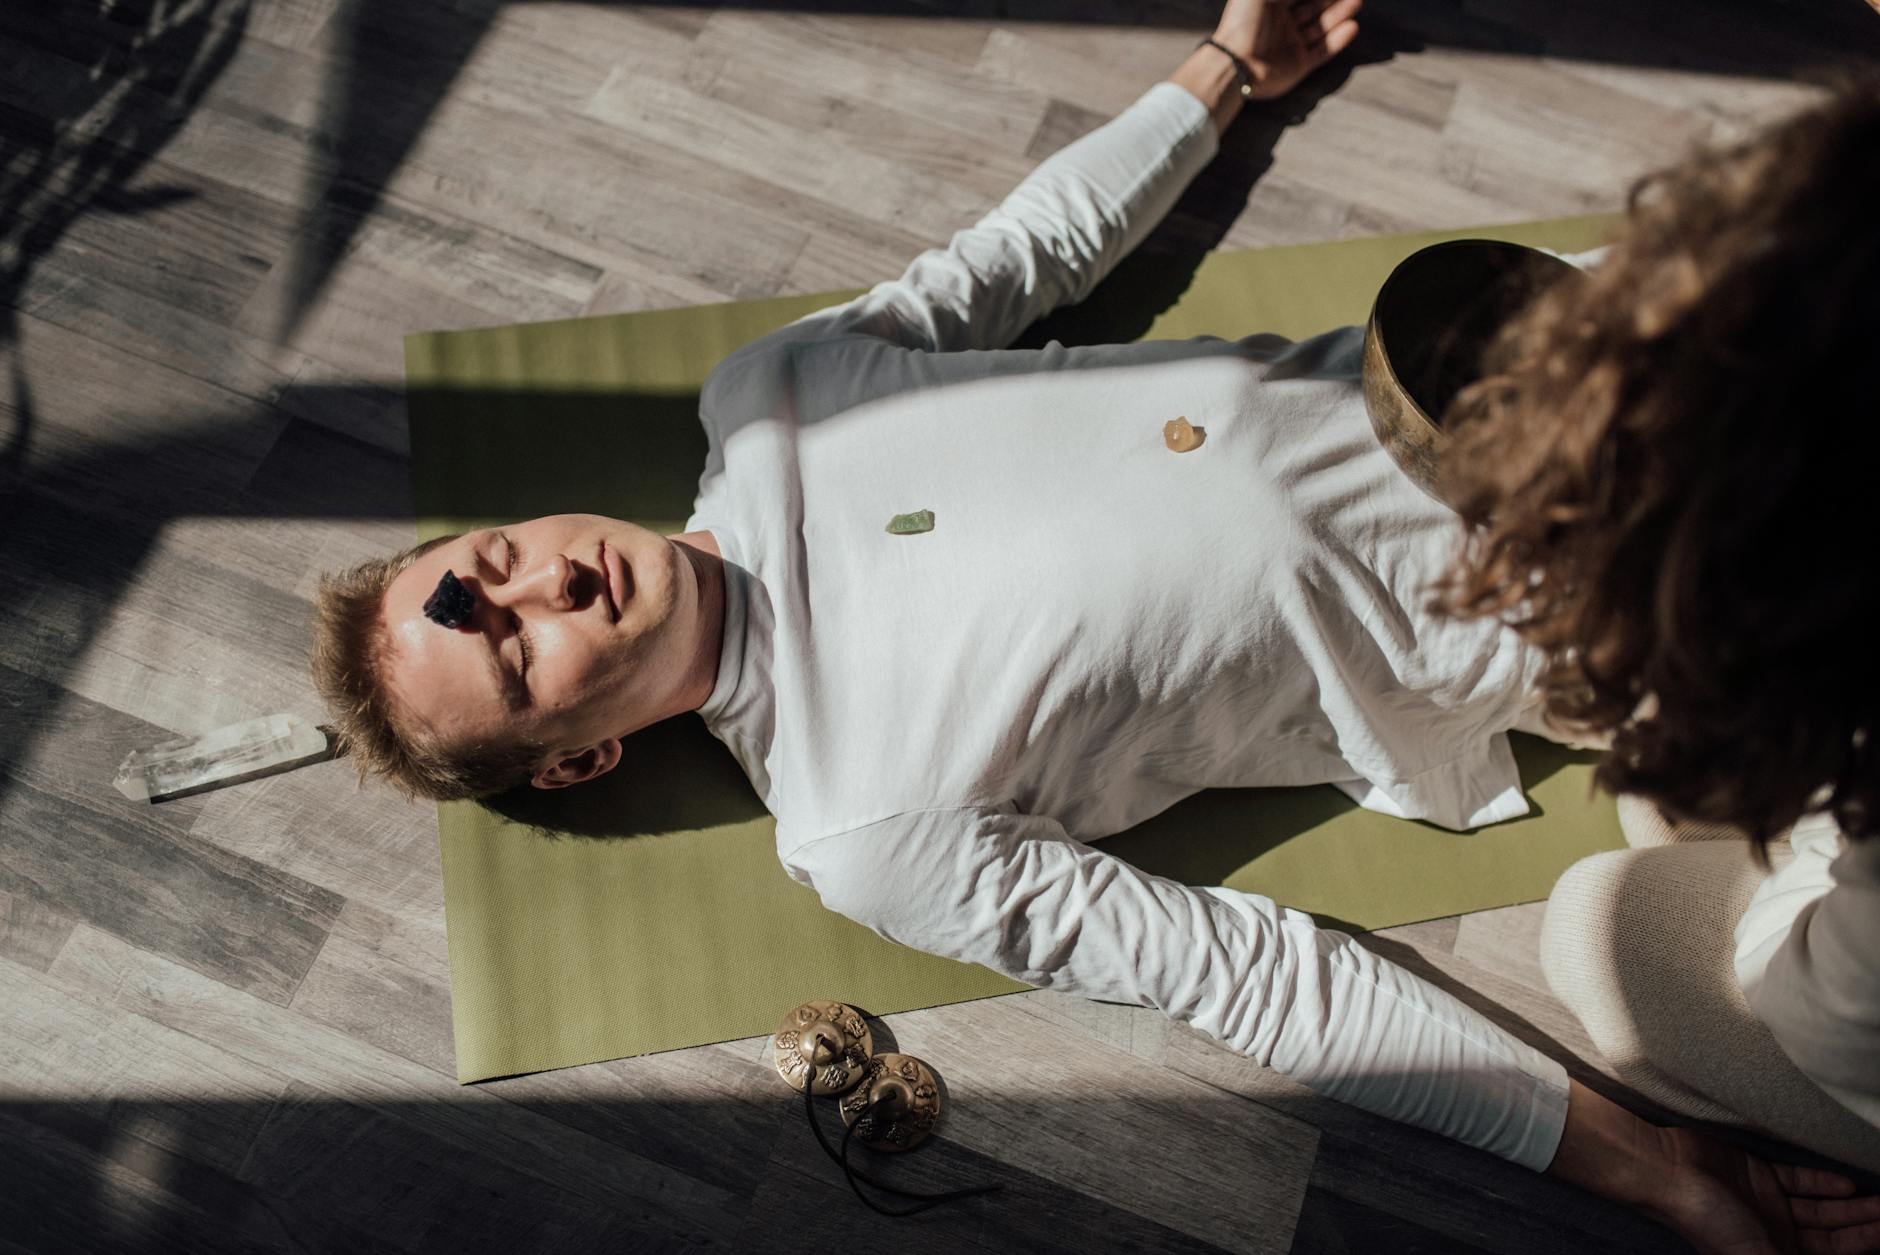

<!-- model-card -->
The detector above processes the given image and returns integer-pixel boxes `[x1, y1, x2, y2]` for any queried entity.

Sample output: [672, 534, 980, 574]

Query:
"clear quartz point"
[113, 713, 334, 803]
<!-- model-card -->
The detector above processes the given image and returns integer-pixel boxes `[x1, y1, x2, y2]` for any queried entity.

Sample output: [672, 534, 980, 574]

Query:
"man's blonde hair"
[310, 534, 544, 801]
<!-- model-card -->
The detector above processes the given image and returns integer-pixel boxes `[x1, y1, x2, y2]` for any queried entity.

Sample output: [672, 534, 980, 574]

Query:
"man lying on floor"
[313, 2, 1876, 1248]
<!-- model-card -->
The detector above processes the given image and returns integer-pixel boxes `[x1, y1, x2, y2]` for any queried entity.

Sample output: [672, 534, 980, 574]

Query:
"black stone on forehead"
[423, 569, 477, 629]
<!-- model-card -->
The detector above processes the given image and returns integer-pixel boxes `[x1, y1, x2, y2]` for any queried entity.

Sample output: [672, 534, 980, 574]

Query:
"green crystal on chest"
[885, 509, 935, 535]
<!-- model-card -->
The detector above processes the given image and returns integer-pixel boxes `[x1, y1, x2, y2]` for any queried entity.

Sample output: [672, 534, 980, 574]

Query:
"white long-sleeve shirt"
[1736, 815, 1880, 1126]
[686, 82, 1569, 1169]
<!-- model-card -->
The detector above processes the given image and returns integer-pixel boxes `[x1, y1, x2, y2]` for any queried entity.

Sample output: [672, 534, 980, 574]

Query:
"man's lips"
[600, 540, 628, 622]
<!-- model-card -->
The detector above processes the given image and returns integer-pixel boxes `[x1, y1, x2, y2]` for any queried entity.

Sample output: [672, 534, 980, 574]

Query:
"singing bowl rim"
[1360, 238, 1577, 503]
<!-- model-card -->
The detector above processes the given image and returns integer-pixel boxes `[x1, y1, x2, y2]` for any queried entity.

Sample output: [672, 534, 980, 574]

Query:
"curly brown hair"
[310, 535, 546, 801]
[1437, 81, 1880, 848]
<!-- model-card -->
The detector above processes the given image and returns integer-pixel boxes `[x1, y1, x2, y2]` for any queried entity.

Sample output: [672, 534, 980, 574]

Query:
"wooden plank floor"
[2, 1, 1874, 1251]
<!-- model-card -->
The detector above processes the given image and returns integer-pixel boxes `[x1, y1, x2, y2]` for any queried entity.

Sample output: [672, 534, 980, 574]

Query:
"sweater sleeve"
[718, 82, 1216, 362]
[1736, 815, 1880, 1112]
[785, 806, 1571, 1171]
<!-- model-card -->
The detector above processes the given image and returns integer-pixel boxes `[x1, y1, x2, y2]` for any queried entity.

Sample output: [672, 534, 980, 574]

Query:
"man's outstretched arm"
[787, 807, 1879, 1253]
[705, 83, 1212, 369]
[789, 805, 1570, 1168]
[705, 0, 1361, 369]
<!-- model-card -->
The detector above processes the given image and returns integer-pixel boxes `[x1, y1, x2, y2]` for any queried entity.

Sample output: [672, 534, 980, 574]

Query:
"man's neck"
[670, 530, 725, 714]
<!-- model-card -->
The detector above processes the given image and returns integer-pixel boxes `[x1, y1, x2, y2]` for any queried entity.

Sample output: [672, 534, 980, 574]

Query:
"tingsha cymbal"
[772, 1000, 874, 1096]
[838, 1052, 942, 1153]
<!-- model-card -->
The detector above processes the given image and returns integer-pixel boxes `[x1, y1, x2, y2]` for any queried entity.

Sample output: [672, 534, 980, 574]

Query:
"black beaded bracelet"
[1197, 37, 1258, 100]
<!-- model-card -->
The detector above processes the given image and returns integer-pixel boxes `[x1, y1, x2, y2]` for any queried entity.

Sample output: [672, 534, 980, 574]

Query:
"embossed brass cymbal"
[1361, 239, 1582, 506]
[838, 1052, 942, 1153]
[772, 1000, 874, 1096]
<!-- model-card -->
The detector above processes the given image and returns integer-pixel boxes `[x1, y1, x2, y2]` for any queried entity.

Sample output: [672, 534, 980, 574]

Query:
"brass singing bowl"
[1361, 239, 1582, 506]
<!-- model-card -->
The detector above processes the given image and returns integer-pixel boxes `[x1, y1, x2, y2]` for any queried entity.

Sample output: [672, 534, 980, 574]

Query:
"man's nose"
[487, 553, 575, 611]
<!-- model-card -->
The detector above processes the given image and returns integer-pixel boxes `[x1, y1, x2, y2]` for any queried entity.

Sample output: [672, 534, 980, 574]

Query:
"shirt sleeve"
[1736, 814, 1880, 1105]
[718, 82, 1217, 362]
[785, 806, 1571, 1171]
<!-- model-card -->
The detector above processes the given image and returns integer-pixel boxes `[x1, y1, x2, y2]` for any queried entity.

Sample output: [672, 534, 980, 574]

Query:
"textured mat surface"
[407, 215, 1623, 1082]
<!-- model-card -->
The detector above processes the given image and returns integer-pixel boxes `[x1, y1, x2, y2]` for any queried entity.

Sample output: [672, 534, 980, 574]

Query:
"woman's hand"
[1213, 0, 1362, 101]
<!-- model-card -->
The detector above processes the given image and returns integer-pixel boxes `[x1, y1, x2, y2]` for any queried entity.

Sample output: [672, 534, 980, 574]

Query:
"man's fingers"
[1318, 17, 1359, 59]
[1299, 0, 1362, 40]
[1776, 1162, 1860, 1198]
[1796, 1218, 1880, 1255]
[1791, 1194, 1880, 1227]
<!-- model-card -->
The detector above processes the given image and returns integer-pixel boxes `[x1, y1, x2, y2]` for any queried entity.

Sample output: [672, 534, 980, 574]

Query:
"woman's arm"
[1738, 816, 1880, 1119]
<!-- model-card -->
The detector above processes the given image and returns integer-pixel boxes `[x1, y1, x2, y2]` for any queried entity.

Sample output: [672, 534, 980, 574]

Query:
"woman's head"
[1439, 80, 1880, 845]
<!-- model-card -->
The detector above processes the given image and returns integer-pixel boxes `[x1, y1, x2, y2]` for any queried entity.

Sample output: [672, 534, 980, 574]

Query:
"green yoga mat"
[408, 215, 1624, 1084]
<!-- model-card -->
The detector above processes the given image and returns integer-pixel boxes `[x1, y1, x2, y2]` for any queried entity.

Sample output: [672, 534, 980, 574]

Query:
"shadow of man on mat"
[482, 713, 769, 837]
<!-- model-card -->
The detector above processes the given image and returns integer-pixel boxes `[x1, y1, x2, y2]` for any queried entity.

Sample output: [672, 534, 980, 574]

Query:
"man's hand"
[1550, 1081, 1880, 1255]
[1650, 1125, 1880, 1255]
[1214, 0, 1362, 101]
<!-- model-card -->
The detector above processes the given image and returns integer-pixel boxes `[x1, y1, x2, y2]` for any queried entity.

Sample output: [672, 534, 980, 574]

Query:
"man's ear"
[531, 738, 623, 790]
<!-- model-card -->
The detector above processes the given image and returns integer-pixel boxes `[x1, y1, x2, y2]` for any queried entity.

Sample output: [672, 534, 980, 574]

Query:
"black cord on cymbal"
[799, 1035, 916, 1200]
[837, 1098, 1003, 1217]
[799, 1033, 1002, 1217]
